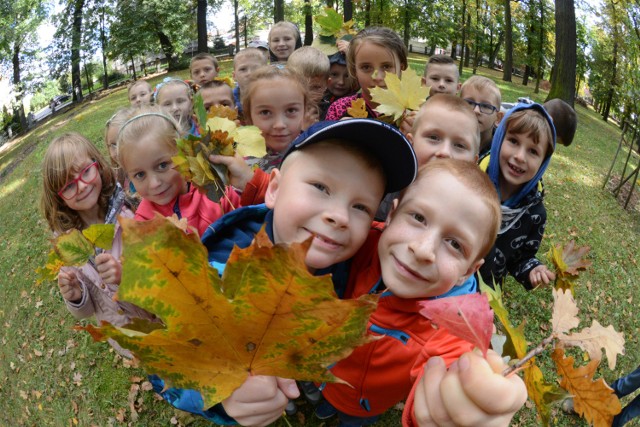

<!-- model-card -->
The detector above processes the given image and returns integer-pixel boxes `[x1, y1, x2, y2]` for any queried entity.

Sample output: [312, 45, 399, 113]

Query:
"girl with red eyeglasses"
[40, 132, 157, 358]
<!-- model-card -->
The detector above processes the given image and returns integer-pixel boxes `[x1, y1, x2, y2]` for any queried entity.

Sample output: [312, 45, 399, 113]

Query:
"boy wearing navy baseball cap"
[151, 118, 417, 423]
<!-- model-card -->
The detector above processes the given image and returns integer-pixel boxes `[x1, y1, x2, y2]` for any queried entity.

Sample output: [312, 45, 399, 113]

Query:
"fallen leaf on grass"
[81, 216, 378, 408]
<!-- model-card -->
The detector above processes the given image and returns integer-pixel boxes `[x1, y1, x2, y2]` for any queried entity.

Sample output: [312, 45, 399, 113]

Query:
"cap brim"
[284, 119, 417, 193]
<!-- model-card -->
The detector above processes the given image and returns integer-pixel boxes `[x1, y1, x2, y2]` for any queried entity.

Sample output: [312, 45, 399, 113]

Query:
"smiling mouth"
[393, 255, 429, 281]
[508, 163, 525, 175]
[305, 229, 343, 250]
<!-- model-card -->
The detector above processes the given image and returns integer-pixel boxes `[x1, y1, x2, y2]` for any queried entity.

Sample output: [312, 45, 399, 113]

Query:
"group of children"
[39, 20, 584, 427]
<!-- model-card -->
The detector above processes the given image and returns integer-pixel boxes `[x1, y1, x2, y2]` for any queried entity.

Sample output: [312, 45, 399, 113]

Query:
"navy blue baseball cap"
[283, 119, 417, 193]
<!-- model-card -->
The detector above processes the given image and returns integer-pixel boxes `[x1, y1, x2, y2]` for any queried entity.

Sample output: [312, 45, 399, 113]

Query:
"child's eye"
[133, 171, 145, 180]
[454, 142, 469, 150]
[382, 64, 394, 72]
[258, 109, 271, 116]
[158, 161, 171, 171]
[312, 182, 328, 193]
[286, 107, 299, 115]
[359, 64, 372, 72]
[447, 238, 463, 252]
[529, 148, 540, 156]
[410, 213, 426, 223]
[353, 203, 371, 213]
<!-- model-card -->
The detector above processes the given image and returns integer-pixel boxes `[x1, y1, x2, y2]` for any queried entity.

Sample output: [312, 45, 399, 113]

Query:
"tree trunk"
[472, 0, 483, 74]
[502, 0, 513, 82]
[156, 28, 178, 71]
[234, 0, 240, 53]
[464, 13, 471, 67]
[344, 0, 353, 21]
[458, 1, 467, 76]
[402, 0, 411, 47]
[364, 0, 371, 27]
[130, 56, 137, 80]
[489, 31, 502, 69]
[99, 7, 109, 90]
[71, 0, 85, 103]
[602, 40, 617, 121]
[545, 0, 576, 107]
[83, 63, 92, 94]
[12, 42, 27, 132]
[197, 0, 208, 53]
[304, 0, 313, 45]
[274, 0, 284, 23]
[534, 0, 544, 93]
[451, 39, 457, 60]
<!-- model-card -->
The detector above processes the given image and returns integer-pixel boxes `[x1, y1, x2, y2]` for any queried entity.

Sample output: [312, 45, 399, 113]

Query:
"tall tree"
[197, 0, 208, 52]
[274, 0, 284, 22]
[0, 0, 47, 131]
[502, 0, 513, 82]
[545, 0, 576, 106]
[70, 0, 86, 102]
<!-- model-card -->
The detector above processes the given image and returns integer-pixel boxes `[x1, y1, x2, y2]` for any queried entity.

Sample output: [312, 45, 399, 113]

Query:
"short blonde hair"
[241, 65, 310, 125]
[287, 46, 330, 78]
[116, 106, 181, 171]
[403, 159, 501, 260]
[412, 94, 480, 153]
[460, 75, 502, 107]
[234, 48, 268, 69]
[41, 133, 115, 234]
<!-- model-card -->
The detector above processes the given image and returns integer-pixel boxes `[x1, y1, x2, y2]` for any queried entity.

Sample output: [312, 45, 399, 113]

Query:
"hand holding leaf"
[370, 67, 429, 125]
[81, 216, 377, 408]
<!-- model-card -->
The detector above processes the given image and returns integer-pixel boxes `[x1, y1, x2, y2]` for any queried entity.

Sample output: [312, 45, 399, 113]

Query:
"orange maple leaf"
[551, 347, 621, 427]
[81, 216, 377, 408]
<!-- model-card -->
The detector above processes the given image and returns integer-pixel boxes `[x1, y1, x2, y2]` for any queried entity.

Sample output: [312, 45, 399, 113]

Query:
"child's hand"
[95, 253, 122, 285]
[336, 39, 350, 54]
[209, 153, 254, 191]
[529, 264, 555, 288]
[58, 267, 82, 302]
[413, 350, 527, 427]
[400, 110, 417, 136]
[222, 376, 300, 426]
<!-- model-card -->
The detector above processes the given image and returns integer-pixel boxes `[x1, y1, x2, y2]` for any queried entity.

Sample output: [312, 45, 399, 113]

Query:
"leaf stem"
[503, 334, 556, 377]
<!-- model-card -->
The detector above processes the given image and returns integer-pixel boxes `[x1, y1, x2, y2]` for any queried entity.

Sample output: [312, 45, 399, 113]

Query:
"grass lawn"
[1, 57, 639, 426]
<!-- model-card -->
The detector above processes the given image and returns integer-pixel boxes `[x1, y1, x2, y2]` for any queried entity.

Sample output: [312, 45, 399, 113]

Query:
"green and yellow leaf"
[54, 229, 95, 266]
[81, 216, 377, 408]
[524, 363, 568, 426]
[82, 223, 115, 250]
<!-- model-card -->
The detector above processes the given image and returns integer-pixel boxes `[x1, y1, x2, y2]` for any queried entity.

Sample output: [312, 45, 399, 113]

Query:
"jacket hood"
[487, 102, 556, 207]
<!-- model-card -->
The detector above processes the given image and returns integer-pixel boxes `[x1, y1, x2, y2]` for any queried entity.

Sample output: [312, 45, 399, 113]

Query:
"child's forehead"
[192, 58, 215, 67]
[460, 85, 499, 104]
[426, 62, 457, 76]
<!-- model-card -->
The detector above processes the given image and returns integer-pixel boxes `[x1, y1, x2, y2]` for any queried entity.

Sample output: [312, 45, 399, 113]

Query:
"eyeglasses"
[463, 99, 498, 115]
[58, 161, 99, 200]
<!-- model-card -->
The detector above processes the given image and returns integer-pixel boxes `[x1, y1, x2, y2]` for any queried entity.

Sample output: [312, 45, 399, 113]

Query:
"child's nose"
[323, 204, 348, 228]
[409, 232, 436, 262]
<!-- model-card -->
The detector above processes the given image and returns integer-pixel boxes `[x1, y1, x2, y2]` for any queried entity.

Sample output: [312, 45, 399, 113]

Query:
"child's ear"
[385, 198, 400, 225]
[406, 132, 414, 145]
[456, 259, 484, 286]
[265, 169, 282, 209]
[421, 76, 427, 87]
[456, 82, 462, 93]
[495, 111, 504, 127]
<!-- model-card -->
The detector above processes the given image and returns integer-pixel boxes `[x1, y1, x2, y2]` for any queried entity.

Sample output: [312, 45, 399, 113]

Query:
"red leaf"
[419, 294, 494, 357]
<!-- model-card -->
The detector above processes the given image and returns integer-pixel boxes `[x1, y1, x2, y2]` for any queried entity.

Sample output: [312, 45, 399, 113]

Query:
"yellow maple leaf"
[552, 348, 621, 427]
[347, 98, 368, 118]
[370, 67, 428, 122]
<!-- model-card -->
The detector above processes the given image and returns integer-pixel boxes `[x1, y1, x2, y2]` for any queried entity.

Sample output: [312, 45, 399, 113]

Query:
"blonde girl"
[325, 26, 408, 121]
[117, 106, 240, 236]
[268, 21, 302, 63]
[154, 77, 198, 136]
[105, 108, 141, 209]
[127, 80, 153, 107]
[40, 133, 155, 358]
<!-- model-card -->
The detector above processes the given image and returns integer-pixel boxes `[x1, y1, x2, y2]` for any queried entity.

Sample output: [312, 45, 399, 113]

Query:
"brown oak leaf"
[551, 288, 580, 334]
[558, 319, 625, 370]
[552, 347, 621, 427]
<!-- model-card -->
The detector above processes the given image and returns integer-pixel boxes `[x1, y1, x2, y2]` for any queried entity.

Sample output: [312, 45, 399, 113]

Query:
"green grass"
[1, 58, 639, 426]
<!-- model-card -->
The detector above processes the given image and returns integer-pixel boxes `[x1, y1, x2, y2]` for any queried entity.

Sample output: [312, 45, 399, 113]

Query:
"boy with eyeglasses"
[459, 75, 504, 156]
